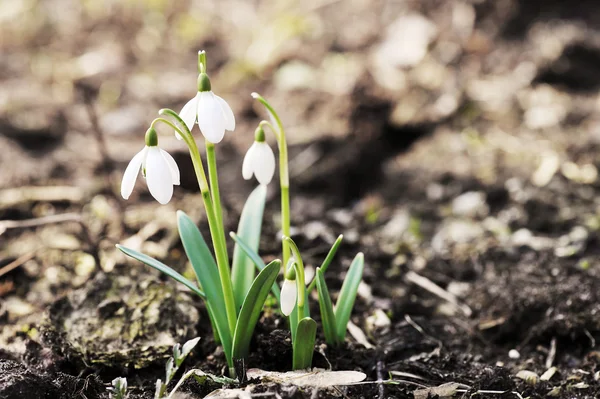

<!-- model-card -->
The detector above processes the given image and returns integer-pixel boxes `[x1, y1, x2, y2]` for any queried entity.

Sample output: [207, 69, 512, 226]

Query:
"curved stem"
[285, 237, 305, 308]
[253, 95, 291, 267]
[151, 115, 238, 338]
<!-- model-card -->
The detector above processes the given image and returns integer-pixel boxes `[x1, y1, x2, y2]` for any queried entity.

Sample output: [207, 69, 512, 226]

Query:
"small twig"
[584, 329, 596, 348]
[0, 213, 81, 236]
[80, 85, 114, 175]
[0, 186, 83, 208]
[376, 360, 385, 398]
[455, 389, 524, 399]
[545, 337, 557, 369]
[406, 271, 473, 317]
[404, 314, 443, 351]
[0, 251, 38, 278]
[388, 371, 427, 381]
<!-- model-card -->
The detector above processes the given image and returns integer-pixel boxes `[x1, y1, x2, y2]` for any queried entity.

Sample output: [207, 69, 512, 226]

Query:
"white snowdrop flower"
[242, 126, 275, 185]
[280, 277, 298, 316]
[121, 128, 180, 205]
[178, 72, 235, 144]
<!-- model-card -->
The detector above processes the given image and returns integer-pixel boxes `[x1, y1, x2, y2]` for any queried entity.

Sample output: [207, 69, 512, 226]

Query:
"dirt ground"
[2, 0, 600, 398]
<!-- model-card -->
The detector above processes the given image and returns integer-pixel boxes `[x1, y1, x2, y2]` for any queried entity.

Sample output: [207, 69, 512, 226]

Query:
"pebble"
[451, 191, 488, 217]
[375, 14, 437, 68]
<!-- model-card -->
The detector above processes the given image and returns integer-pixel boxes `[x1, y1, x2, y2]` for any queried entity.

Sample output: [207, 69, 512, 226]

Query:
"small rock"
[375, 14, 437, 68]
[516, 370, 539, 385]
[381, 209, 410, 239]
[451, 191, 488, 217]
[431, 220, 485, 253]
[508, 349, 520, 359]
[540, 367, 557, 381]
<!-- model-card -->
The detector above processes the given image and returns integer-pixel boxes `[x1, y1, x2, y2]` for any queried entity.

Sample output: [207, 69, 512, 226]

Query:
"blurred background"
[2, 0, 600, 380]
[3, 0, 600, 198]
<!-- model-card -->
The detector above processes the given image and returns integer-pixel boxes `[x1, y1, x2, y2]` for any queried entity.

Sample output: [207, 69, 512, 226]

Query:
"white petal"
[242, 142, 257, 180]
[160, 149, 180, 185]
[197, 91, 226, 143]
[179, 95, 199, 136]
[145, 147, 174, 205]
[253, 142, 276, 185]
[280, 278, 297, 316]
[215, 94, 235, 131]
[120, 147, 146, 200]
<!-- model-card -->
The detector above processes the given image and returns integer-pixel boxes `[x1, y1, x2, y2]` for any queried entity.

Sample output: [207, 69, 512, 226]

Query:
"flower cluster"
[117, 50, 364, 379]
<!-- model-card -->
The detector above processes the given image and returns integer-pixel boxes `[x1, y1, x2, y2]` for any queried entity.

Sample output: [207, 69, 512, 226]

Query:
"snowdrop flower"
[242, 126, 276, 185]
[280, 260, 298, 316]
[179, 71, 235, 144]
[121, 127, 180, 205]
[280, 278, 297, 316]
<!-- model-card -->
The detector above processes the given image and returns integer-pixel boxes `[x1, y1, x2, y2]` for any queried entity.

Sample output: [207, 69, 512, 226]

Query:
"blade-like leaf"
[232, 260, 281, 361]
[334, 253, 364, 341]
[315, 268, 339, 346]
[231, 185, 267, 309]
[292, 317, 316, 370]
[307, 234, 343, 294]
[177, 211, 232, 366]
[230, 232, 280, 301]
[116, 244, 205, 299]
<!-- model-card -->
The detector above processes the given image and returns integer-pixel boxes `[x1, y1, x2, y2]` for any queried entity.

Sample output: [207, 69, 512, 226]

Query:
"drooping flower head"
[121, 127, 180, 205]
[242, 125, 276, 185]
[178, 51, 235, 144]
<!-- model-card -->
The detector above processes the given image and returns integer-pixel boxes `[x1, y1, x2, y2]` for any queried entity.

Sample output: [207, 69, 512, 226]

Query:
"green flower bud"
[197, 73, 212, 92]
[254, 125, 266, 142]
[145, 127, 158, 147]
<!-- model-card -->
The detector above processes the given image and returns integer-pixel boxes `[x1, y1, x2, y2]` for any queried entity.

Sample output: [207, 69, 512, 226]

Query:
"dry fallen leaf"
[413, 382, 460, 399]
[246, 368, 367, 387]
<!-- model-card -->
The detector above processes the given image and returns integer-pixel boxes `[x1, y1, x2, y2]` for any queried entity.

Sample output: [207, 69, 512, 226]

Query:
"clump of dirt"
[44, 272, 200, 370]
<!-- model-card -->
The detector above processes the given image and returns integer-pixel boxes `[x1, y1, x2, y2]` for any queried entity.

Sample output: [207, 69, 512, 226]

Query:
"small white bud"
[280, 278, 297, 316]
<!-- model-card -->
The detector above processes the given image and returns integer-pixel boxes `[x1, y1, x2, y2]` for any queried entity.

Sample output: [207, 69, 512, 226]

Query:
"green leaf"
[292, 317, 316, 370]
[315, 268, 339, 346]
[231, 185, 267, 309]
[177, 211, 232, 367]
[230, 232, 280, 301]
[116, 244, 205, 299]
[334, 253, 364, 341]
[232, 260, 281, 361]
[307, 234, 343, 294]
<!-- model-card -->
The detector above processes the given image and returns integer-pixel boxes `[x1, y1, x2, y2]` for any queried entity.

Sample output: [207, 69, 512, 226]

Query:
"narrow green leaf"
[334, 253, 364, 341]
[315, 268, 339, 346]
[232, 260, 281, 361]
[231, 185, 267, 309]
[292, 317, 316, 370]
[230, 232, 280, 301]
[116, 244, 205, 299]
[177, 211, 232, 367]
[307, 234, 343, 294]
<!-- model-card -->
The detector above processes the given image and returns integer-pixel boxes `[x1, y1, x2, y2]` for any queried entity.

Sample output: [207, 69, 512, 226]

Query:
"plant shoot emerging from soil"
[116, 50, 365, 380]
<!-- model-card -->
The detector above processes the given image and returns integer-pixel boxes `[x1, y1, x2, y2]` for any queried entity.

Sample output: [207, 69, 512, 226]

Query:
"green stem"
[190, 145, 237, 335]
[294, 263, 305, 327]
[206, 141, 229, 266]
[255, 103, 290, 267]
[152, 115, 238, 340]
[285, 237, 305, 307]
